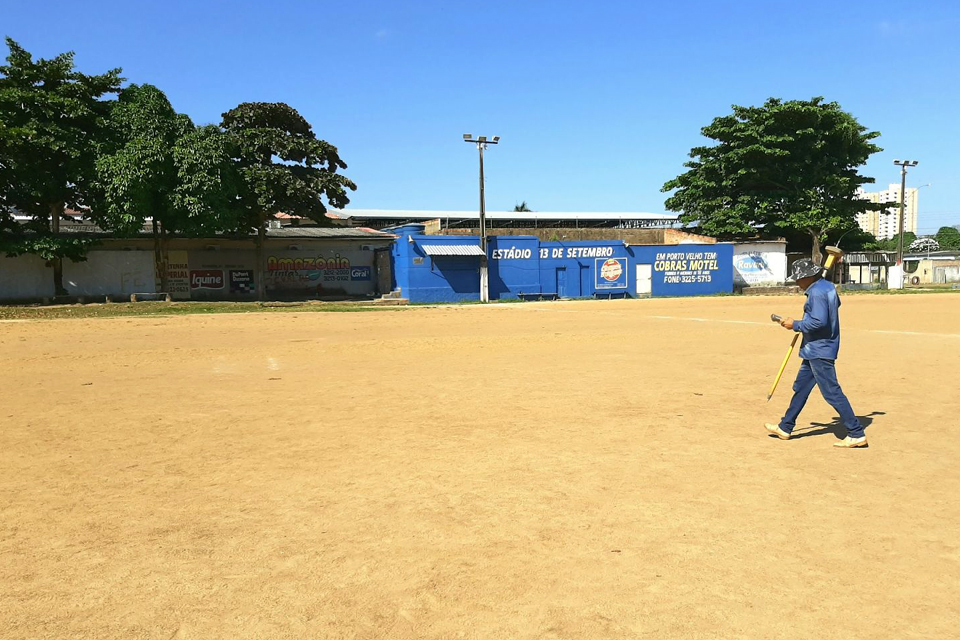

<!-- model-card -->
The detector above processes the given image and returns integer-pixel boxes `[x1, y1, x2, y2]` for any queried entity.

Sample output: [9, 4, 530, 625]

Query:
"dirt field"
[2, 294, 959, 639]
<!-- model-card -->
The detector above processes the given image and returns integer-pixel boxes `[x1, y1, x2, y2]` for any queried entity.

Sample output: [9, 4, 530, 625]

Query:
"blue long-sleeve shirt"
[794, 278, 841, 360]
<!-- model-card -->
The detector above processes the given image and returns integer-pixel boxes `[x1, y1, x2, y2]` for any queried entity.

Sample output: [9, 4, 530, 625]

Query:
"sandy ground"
[2, 294, 959, 639]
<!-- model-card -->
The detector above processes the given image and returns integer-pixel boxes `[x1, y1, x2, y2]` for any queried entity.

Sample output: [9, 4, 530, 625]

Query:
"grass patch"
[841, 287, 960, 296]
[0, 300, 397, 321]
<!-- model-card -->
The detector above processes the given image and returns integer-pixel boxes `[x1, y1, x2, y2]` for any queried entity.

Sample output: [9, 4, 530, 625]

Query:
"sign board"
[191, 270, 224, 290]
[595, 257, 627, 289]
[230, 270, 254, 294]
[350, 266, 372, 281]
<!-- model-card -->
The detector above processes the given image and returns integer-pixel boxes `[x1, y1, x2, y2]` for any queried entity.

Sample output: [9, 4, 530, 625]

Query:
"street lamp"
[463, 133, 500, 302]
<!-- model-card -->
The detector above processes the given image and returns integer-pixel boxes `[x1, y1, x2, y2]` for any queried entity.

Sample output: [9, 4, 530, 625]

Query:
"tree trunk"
[50, 201, 66, 296]
[809, 230, 823, 265]
[161, 228, 170, 295]
[152, 219, 169, 293]
[256, 211, 266, 301]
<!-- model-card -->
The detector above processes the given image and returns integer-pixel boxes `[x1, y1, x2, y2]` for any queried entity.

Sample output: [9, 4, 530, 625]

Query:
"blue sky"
[4, 0, 959, 231]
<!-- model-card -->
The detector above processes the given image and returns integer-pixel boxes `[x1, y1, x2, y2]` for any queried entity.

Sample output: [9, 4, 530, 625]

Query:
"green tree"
[221, 102, 356, 300]
[92, 84, 190, 291]
[513, 201, 531, 212]
[662, 97, 883, 263]
[92, 84, 241, 291]
[824, 224, 877, 252]
[170, 124, 244, 236]
[866, 231, 916, 252]
[0, 37, 122, 294]
[934, 225, 960, 250]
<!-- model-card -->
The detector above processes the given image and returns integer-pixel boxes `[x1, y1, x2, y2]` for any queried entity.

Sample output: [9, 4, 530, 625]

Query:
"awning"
[420, 244, 485, 257]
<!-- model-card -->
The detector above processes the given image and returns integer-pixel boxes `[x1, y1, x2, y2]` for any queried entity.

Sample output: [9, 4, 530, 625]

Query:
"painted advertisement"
[191, 270, 224, 290]
[595, 257, 627, 289]
[230, 270, 255, 294]
[167, 250, 191, 299]
[653, 250, 720, 284]
[267, 254, 358, 287]
[733, 243, 787, 287]
[638, 244, 734, 296]
[350, 266, 372, 281]
[264, 252, 376, 295]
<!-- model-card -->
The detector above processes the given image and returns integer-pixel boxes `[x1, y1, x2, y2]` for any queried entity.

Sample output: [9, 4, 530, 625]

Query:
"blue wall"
[388, 225, 734, 302]
[390, 225, 481, 303]
[632, 244, 734, 297]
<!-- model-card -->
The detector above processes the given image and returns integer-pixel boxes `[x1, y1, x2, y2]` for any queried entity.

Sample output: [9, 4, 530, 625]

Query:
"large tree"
[934, 225, 960, 250]
[92, 84, 190, 291]
[92, 84, 241, 291]
[221, 102, 356, 300]
[866, 231, 916, 252]
[0, 37, 122, 294]
[662, 97, 883, 263]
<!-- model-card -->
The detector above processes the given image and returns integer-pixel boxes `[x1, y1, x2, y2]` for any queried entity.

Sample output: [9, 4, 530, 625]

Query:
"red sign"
[600, 258, 623, 282]
[190, 270, 224, 289]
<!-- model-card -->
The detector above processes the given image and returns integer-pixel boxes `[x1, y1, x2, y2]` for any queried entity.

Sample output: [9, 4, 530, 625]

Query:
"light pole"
[463, 133, 500, 302]
[893, 159, 919, 266]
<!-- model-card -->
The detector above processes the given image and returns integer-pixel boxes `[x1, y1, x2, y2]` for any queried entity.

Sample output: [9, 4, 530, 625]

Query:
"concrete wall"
[0, 237, 392, 302]
[181, 240, 384, 299]
[904, 259, 960, 285]
[65, 250, 156, 296]
[0, 250, 154, 301]
[0, 255, 55, 300]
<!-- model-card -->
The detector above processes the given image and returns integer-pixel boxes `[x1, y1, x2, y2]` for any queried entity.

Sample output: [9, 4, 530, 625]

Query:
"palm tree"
[513, 201, 531, 212]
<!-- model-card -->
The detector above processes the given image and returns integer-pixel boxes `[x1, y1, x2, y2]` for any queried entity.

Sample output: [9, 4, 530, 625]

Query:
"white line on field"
[648, 315, 960, 338]
[649, 315, 769, 326]
[870, 329, 960, 338]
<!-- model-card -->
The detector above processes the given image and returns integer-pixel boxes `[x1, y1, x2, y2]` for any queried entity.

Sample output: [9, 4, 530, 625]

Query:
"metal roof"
[47, 223, 394, 240]
[327, 208, 678, 222]
[904, 250, 960, 260]
[266, 227, 395, 239]
[845, 252, 894, 265]
[420, 244, 485, 256]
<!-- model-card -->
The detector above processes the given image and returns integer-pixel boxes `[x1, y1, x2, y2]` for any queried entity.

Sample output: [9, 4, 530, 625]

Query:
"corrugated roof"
[845, 252, 894, 265]
[904, 250, 960, 259]
[421, 244, 485, 256]
[48, 224, 395, 240]
[328, 208, 678, 222]
[267, 227, 395, 239]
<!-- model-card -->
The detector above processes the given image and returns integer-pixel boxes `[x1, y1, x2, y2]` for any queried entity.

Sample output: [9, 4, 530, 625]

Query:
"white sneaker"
[765, 423, 791, 440]
[833, 436, 868, 448]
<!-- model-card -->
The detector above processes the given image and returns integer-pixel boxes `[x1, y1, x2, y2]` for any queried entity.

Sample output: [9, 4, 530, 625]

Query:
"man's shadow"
[787, 411, 886, 439]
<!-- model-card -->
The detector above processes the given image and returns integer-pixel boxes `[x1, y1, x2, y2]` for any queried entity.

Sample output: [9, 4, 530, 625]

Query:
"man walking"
[765, 259, 866, 448]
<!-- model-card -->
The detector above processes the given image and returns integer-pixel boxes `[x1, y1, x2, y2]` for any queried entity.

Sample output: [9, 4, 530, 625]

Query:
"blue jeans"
[779, 359, 864, 438]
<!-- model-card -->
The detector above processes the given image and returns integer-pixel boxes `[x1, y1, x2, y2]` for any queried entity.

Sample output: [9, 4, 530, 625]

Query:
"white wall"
[733, 242, 787, 287]
[0, 255, 55, 300]
[64, 250, 156, 296]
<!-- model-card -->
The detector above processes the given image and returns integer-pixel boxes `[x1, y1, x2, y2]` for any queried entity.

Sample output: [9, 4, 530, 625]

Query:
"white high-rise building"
[856, 184, 918, 240]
